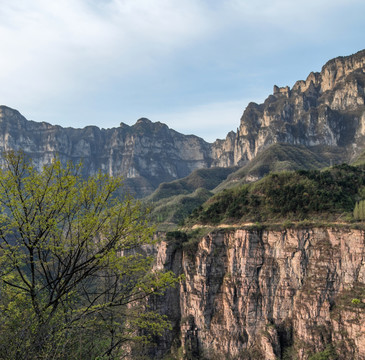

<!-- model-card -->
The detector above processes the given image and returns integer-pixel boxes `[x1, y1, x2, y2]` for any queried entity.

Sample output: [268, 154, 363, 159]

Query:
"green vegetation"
[145, 144, 349, 227]
[186, 164, 365, 225]
[0, 152, 177, 360]
[350, 147, 365, 166]
[166, 228, 213, 255]
[148, 167, 237, 202]
[332, 282, 365, 317]
[351, 298, 361, 305]
[353, 199, 365, 220]
[214, 143, 346, 193]
[308, 345, 337, 360]
[149, 187, 213, 227]
[146, 167, 236, 227]
[282, 346, 297, 360]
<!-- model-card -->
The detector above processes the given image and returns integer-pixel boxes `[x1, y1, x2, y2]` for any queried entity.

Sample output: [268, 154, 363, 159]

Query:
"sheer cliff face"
[0, 107, 212, 196]
[212, 49, 365, 166]
[154, 228, 365, 359]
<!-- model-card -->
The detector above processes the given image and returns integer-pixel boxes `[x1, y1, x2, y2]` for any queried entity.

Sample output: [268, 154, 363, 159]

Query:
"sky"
[0, 0, 364, 142]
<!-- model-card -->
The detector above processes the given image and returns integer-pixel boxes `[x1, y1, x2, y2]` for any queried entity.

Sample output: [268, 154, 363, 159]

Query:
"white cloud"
[227, 0, 363, 24]
[0, 0, 213, 106]
[0, 0, 364, 142]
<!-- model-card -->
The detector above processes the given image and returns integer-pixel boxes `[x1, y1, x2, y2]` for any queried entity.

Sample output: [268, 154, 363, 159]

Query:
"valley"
[0, 49, 365, 359]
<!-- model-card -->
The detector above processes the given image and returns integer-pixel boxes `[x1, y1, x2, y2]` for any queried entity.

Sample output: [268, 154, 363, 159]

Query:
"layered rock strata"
[1, 50, 365, 195]
[0, 107, 212, 196]
[212, 49, 365, 166]
[0, 50, 365, 196]
[152, 227, 365, 359]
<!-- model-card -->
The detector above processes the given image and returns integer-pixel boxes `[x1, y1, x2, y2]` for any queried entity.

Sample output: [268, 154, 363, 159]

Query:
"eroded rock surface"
[212, 49, 365, 167]
[153, 228, 365, 359]
[0, 108, 212, 196]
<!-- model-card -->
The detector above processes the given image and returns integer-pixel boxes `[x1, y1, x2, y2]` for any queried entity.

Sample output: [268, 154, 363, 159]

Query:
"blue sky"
[0, 0, 364, 142]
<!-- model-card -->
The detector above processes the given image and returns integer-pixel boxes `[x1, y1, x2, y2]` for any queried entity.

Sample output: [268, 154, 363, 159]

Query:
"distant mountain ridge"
[1, 49, 365, 196]
[0, 107, 213, 196]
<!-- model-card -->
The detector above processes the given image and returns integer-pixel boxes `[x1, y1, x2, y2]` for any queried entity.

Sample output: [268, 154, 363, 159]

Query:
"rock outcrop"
[151, 227, 365, 359]
[212, 49, 365, 167]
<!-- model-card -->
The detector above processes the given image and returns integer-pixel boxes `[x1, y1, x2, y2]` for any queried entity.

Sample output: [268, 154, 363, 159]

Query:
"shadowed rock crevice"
[149, 228, 365, 359]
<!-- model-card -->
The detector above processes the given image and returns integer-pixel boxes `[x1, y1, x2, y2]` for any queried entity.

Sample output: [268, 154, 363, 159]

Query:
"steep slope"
[147, 145, 346, 227]
[149, 147, 353, 228]
[146, 167, 237, 228]
[0, 107, 213, 197]
[143, 164, 365, 359]
[187, 164, 365, 226]
[151, 227, 365, 360]
[212, 49, 365, 167]
[214, 143, 345, 192]
[148, 167, 237, 202]
[352, 148, 365, 166]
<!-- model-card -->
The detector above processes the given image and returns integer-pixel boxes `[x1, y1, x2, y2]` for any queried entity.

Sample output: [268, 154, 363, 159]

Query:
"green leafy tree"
[359, 201, 364, 220]
[354, 201, 360, 220]
[308, 344, 337, 360]
[0, 152, 177, 360]
[354, 199, 365, 220]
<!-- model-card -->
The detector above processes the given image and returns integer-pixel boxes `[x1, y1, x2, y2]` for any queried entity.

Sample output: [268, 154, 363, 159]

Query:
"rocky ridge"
[1, 50, 365, 195]
[212, 49, 365, 167]
[0, 107, 212, 196]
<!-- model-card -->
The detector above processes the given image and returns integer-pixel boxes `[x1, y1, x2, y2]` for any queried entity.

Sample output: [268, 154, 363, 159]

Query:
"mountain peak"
[136, 117, 152, 124]
[0, 49, 364, 197]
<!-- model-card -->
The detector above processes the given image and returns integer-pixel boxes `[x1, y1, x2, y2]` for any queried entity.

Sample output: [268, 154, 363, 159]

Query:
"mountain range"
[1, 49, 365, 198]
[1, 50, 365, 359]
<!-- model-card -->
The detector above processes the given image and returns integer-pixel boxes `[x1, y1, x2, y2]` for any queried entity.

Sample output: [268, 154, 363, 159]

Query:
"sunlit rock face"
[212, 49, 365, 166]
[151, 227, 365, 360]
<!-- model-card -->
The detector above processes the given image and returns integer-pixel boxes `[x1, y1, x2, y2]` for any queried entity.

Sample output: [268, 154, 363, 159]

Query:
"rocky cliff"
[0, 106, 212, 196]
[1, 50, 365, 195]
[212, 49, 365, 166]
[151, 227, 365, 360]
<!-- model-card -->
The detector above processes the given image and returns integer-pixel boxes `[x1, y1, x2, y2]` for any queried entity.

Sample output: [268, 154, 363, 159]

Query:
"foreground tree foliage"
[0, 152, 177, 360]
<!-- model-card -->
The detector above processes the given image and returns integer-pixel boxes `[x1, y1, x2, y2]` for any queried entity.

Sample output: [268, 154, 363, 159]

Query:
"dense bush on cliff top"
[186, 164, 365, 225]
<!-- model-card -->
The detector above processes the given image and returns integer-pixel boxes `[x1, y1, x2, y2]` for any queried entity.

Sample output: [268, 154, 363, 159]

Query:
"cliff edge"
[150, 226, 365, 359]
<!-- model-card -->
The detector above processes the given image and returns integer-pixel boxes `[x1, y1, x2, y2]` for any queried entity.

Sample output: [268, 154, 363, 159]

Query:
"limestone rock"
[212, 49, 365, 166]
[0, 107, 213, 197]
[1, 50, 365, 195]
[152, 228, 365, 359]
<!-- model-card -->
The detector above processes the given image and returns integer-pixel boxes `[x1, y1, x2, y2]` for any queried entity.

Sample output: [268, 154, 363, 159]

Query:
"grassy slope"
[148, 188, 212, 227]
[214, 143, 347, 192]
[145, 167, 237, 227]
[147, 167, 237, 202]
[351, 149, 365, 166]
[185, 164, 365, 226]
[146, 144, 350, 227]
